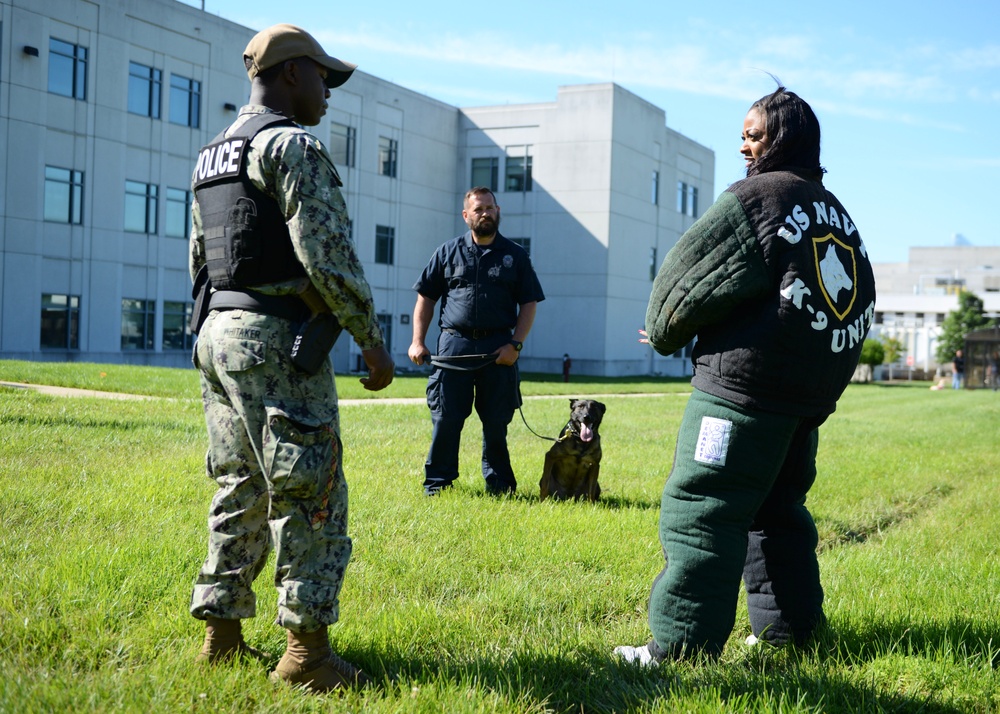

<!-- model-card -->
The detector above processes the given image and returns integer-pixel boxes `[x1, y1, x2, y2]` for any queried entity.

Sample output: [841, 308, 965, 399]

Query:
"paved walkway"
[0, 380, 155, 401]
[1, 380, 681, 405]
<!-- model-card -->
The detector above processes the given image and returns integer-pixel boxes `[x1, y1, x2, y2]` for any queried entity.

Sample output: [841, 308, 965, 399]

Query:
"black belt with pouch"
[289, 313, 342, 375]
[199, 284, 342, 375]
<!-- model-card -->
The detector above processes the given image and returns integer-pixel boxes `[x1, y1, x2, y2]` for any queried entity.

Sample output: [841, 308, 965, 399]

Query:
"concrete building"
[0, 0, 713, 377]
[871, 245, 1000, 375]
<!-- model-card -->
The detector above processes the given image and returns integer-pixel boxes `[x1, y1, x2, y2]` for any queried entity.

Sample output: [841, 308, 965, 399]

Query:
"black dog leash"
[429, 354, 557, 442]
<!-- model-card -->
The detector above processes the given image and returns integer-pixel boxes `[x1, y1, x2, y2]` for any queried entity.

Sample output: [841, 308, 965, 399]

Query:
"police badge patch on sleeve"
[694, 416, 732, 466]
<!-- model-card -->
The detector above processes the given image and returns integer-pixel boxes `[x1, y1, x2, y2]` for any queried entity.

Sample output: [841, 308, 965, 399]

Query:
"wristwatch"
[509, 340, 523, 352]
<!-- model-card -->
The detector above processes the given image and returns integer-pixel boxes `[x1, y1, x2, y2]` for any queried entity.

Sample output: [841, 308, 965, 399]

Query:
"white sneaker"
[613, 643, 657, 666]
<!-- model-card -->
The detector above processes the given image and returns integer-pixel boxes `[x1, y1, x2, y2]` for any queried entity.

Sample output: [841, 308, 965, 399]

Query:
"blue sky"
[189, 0, 1000, 264]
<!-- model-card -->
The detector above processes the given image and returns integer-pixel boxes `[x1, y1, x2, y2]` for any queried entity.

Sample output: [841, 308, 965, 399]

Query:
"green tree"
[881, 335, 906, 380]
[857, 339, 884, 383]
[935, 290, 995, 363]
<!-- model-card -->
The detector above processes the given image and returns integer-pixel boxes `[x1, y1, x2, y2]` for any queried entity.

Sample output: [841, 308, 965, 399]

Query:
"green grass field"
[1, 360, 997, 713]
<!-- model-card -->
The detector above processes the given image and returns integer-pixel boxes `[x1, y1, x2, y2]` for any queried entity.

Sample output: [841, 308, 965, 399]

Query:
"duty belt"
[442, 327, 509, 340]
[429, 353, 496, 371]
[208, 289, 310, 323]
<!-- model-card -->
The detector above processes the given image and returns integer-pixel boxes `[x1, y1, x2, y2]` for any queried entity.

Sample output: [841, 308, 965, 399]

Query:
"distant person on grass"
[187, 24, 393, 693]
[617, 86, 876, 664]
[952, 349, 965, 390]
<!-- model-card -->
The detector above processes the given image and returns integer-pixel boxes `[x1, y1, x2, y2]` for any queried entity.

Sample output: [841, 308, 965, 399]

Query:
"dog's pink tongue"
[580, 424, 594, 442]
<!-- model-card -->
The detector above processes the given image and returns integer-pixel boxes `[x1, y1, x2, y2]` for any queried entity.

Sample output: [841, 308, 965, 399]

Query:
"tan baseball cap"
[244, 23, 356, 88]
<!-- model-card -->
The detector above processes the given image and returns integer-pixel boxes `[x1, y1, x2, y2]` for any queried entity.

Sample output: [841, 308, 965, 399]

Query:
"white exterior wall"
[460, 84, 714, 376]
[871, 246, 1000, 373]
[0, 0, 714, 377]
[320, 73, 459, 373]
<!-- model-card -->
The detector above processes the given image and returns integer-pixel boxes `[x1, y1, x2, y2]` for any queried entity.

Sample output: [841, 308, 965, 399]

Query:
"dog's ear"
[569, 398, 579, 408]
[595, 401, 607, 415]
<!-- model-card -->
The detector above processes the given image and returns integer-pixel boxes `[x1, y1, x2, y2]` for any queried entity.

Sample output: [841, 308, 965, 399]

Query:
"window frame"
[162, 301, 194, 351]
[121, 298, 155, 351]
[168, 74, 201, 128]
[48, 38, 87, 99]
[677, 180, 698, 217]
[375, 224, 395, 265]
[128, 61, 162, 118]
[40, 293, 81, 350]
[330, 122, 357, 168]
[687, 184, 698, 217]
[504, 154, 533, 192]
[377, 313, 393, 353]
[377, 136, 398, 178]
[165, 187, 192, 238]
[508, 236, 531, 257]
[471, 157, 499, 192]
[124, 180, 159, 234]
[44, 166, 84, 224]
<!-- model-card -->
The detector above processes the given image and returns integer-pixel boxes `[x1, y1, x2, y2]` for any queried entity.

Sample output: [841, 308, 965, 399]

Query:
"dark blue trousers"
[423, 331, 520, 495]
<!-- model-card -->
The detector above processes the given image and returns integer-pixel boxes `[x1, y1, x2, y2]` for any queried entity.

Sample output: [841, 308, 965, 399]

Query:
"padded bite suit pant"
[648, 389, 827, 659]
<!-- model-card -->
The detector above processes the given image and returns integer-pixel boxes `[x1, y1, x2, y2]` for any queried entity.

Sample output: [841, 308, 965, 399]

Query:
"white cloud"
[314, 22, 999, 125]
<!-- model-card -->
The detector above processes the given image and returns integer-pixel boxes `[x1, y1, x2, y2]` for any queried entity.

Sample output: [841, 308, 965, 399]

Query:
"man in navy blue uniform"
[408, 187, 545, 495]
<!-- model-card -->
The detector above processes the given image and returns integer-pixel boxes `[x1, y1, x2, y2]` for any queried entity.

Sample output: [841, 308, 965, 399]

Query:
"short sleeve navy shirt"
[413, 231, 545, 331]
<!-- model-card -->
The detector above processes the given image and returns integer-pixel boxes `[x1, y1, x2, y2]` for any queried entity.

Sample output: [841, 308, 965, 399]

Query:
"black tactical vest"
[193, 113, 307, 290]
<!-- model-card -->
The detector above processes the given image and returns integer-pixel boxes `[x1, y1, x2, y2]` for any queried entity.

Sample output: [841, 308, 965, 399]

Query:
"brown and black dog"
[539, 399, 607, 502]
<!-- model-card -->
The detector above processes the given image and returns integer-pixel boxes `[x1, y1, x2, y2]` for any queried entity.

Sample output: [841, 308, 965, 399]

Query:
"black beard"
[472, 215, 499, 238]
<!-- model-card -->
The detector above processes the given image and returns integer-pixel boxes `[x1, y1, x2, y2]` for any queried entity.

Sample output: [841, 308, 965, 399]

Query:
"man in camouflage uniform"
[188, 24, 394, 693]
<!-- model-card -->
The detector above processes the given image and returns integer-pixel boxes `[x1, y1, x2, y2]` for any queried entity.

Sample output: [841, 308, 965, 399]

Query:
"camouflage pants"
[189, 309, 351, 632]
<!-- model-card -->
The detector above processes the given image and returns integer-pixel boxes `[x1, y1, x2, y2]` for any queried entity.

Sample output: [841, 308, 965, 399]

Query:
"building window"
[124, 181, 158, 234]
[508, 237, 531, 256]
[676, 181, 698, 217]
[165, 188, 192, 238]
[330, 122, 356, 168]
[128, 62, 162, 118]
[649, 246, 658, 281]
[121, 299, 154, 350]
[505, 154, 533, 192]
[672, 340, 695, 360]
[377, 313, 392, 352]
[378, 136, 398, 177]
[471, 157, 499, 192]
[651, 170, 660, 205]
[44, 166, 84, 224]
[375, 225, 395, 265]
[162, 301, 194, 351]
[40, 294, 80, 350]
[169, 74, 201, 128]
[48, 38, 87, 99]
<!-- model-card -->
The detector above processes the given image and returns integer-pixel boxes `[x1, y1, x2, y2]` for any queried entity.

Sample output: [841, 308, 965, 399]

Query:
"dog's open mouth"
[579, 423, 595, 442]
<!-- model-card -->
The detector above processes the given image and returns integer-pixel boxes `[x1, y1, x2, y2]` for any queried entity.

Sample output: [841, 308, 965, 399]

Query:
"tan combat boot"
[195, 617, 267, 664]
[269, 626, 371, 693]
